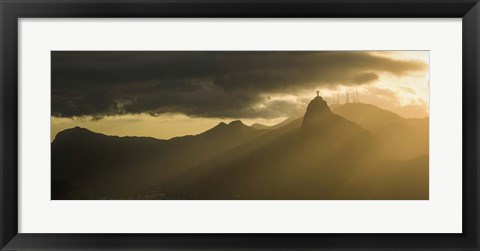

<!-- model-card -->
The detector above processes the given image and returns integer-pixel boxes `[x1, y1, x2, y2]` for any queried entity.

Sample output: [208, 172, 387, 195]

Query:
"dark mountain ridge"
[52, 97, 428, 200]
[52, 120, 265, 199]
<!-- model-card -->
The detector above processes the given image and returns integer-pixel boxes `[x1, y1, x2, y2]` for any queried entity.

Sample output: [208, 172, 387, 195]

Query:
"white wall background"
[18, 18, 462, 233]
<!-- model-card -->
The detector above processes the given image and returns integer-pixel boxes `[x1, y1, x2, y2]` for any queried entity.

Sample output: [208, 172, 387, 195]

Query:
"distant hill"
[332, 103, 427, 131]
[52, 98, 428, 200]
[332, 103, 428, 160]
[250, 123, 270, 130]
[251, 117, 299, 130]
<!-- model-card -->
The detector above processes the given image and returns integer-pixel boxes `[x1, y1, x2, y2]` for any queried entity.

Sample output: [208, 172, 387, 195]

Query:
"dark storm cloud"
[52, 51, 427, 119]
[352, 72, 379, 84]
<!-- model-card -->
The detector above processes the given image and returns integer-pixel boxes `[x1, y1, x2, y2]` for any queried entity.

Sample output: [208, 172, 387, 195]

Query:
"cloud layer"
[52, 51, 427, 119]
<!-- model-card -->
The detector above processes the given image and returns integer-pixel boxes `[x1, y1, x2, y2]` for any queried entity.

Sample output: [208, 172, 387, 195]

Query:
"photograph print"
[51, 51, 429, 200]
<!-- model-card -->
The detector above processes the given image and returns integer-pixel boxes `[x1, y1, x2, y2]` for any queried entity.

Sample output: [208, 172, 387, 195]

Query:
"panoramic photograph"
[51, 51, 429, 200]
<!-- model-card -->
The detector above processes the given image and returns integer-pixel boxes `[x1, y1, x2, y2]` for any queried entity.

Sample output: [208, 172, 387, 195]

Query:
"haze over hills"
[251, 117, 300, 130]
[332, 103, 428, 160]
[52, 96, 428, 200]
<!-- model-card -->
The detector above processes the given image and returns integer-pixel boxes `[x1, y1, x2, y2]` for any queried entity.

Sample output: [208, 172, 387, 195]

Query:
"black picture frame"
[1, 0, 479, 250]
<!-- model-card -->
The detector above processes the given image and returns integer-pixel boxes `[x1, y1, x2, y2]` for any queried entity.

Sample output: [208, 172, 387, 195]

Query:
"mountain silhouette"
[302, 96, 332, 130]
[52, 97, 428, 200]
[199, 120, 258, 140]
[52, 122, 264, 199]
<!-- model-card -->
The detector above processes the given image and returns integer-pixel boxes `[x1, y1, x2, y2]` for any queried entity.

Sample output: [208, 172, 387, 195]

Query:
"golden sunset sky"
[51, 51, 429, 141]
